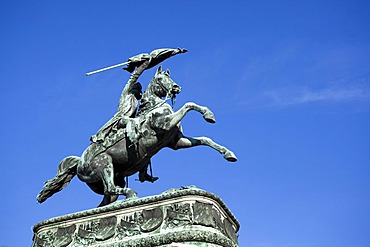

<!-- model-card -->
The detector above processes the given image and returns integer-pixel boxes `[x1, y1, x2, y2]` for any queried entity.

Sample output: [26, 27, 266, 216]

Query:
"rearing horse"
[37, 66, 237, 207]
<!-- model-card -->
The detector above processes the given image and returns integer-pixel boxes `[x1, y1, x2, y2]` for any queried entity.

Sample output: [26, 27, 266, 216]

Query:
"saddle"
[82, 118, 142, 165]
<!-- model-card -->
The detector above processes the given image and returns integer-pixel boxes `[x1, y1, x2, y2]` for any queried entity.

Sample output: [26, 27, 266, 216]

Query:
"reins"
[138, 76, 176, 116]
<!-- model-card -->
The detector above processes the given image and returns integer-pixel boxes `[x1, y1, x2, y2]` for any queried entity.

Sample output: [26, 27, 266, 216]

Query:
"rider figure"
[90, 56, 158, 183]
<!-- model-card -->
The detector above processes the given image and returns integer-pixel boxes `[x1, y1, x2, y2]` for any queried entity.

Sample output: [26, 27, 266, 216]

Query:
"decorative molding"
[33, 187, 239, 247]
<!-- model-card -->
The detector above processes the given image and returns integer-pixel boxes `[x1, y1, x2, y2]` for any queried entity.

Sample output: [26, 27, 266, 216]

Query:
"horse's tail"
[37, 156, 80, 203]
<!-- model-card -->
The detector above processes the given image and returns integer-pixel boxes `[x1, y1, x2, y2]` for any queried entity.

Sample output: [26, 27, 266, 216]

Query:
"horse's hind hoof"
[224, 151, 237, 162]
[203, 112, 216, 123]
[125, 188, 138, 199]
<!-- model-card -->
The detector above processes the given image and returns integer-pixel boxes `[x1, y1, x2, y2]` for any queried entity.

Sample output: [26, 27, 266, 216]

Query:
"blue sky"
[1, 1, 370, 246]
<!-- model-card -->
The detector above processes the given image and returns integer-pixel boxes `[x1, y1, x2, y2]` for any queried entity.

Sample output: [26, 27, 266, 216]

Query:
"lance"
[85, 48, 187, 76]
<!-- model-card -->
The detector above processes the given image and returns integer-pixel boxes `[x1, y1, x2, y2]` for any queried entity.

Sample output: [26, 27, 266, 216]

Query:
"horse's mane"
[137, 68, 171, 116]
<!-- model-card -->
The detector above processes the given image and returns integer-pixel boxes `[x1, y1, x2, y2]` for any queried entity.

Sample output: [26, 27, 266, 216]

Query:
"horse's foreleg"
[181, 102, 216, 123]
[173, 135, 237, 162]
[157, 103, 216, 131]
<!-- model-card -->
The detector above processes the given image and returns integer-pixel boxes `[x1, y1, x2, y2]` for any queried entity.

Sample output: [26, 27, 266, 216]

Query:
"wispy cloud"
[237, 84, 370, 111]
[266, 87, 370, 106]
[231, 38, 370, 113]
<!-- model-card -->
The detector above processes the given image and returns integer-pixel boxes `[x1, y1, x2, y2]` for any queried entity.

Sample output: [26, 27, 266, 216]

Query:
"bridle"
[154, 73, 177, 109]
[137, 74, 178, 117]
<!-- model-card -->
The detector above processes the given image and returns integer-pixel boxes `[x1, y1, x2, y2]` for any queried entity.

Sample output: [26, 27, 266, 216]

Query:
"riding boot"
[144, 173, 159, 183]
[138, 171, 159, 183]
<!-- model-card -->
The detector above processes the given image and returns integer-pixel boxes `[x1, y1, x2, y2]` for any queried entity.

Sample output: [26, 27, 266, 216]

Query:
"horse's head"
[151, 66, 181, 98]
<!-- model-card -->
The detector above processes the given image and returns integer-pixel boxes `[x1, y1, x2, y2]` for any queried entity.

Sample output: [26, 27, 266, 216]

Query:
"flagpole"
[85, 61, 129, 76]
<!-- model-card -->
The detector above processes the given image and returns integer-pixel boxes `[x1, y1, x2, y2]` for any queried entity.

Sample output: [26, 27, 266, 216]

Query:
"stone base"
[33, 186, 239, 247]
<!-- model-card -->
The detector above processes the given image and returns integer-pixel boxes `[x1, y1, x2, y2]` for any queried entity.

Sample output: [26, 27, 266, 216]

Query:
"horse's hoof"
[224, 151, 237, 162]
[203, 112, 216, 123]
[126, 189, 138, 199]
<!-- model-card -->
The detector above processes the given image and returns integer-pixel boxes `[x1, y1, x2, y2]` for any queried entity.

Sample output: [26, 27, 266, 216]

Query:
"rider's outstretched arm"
[117, 57, 151, 111]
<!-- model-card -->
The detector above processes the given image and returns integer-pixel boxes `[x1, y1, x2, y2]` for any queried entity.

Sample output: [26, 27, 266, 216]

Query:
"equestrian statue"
[37, 48, 237, 207]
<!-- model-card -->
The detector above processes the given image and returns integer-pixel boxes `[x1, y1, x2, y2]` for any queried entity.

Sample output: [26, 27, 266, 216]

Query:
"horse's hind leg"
[172, 134, 237, 162]
[98, 194, 119, 207]
[98, 175, 125, 207]
[86, 181, 119, 207]
[93, 154, 137, 203]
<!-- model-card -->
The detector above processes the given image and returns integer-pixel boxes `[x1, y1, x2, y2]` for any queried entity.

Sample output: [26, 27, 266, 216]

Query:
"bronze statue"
[37, 48, 237, 207]
[90, 57, 157, 183]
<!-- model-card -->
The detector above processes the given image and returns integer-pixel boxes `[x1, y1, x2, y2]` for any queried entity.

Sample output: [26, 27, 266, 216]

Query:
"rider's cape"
[123, 48, 187, 73]
[83, 116, 141, 166]
[90, 94, 137, 144]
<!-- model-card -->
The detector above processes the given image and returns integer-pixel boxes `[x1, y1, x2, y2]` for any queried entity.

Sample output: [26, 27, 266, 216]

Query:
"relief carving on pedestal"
[213, 207, 225, 235]
[75, 216, 117, 245]
[193, 201, 216, 228]
[33, 229, 55, 247]
[75, 222, 97, 245]
[117, 211, 143, 239]
[224, 218, 238, 244]
[165, 203, 192, 228]
[54, 225, 76, 247]
[140, 207, 164, 232]
[33, 188, 239, 247]
[95, 216, 117, 241]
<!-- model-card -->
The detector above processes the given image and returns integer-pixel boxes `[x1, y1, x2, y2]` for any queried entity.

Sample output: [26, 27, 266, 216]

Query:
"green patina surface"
[33, 187, 239, 247]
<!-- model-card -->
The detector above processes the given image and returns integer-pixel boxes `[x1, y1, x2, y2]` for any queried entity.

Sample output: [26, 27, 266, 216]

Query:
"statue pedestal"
[33, 187, 239, 247]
